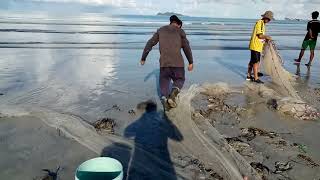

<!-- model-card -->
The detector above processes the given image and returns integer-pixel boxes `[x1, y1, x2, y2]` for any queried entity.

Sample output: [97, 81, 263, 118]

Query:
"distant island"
[157, 12, 185, 16]
[284, 17, 304, 21]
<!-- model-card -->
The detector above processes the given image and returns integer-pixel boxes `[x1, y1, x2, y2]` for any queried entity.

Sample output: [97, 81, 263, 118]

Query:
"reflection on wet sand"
[295, 63, 311, 85]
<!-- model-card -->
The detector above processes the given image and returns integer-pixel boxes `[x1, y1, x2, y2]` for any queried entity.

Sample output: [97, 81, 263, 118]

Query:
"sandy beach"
[1, 81, 320, 179]
[0, 115, 96, 179]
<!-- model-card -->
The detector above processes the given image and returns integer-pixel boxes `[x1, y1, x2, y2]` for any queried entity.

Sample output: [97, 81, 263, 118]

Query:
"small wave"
[0, 28, 305, 37]
[0, 41, 142, 45]
[202, 22, 224, 25]
[0, 45, 313, 50]
[0, 20, 167, 27]
[205, 38, 249, 41]
[0, 29, 153, 35]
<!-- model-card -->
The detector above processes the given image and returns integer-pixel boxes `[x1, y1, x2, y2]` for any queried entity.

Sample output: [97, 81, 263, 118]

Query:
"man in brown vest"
[140, 15, 194, 111]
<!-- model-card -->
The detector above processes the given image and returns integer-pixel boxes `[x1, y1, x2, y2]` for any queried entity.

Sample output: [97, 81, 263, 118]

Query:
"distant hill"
[157, 12, 185, 17]
[284, 17, 305, 21]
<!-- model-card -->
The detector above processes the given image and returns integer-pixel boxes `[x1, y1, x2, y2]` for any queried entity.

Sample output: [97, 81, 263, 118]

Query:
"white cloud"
[174, 0, 319, 19]
[34, 0, 137, 7]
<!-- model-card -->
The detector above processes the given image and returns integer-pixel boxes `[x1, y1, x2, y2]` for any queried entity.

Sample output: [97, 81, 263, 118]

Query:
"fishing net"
[167, 85, 261, 180]
[261, 41, 300, 99]
[258, 41, 319, 120]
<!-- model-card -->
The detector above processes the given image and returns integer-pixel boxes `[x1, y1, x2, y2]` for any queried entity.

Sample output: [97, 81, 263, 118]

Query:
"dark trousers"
[160, 67, 185, 97]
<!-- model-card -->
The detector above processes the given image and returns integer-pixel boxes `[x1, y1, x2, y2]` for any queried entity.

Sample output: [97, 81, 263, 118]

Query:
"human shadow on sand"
[102, 101, 183, 180]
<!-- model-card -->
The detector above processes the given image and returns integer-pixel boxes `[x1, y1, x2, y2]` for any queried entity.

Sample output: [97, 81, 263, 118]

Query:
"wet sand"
[0, 103, 226, 180]
[0, 115, 96, 179]
[1, 81, 320, 179]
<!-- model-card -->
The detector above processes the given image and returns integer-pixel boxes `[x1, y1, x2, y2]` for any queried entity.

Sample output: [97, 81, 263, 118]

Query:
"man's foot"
[253, 79, 264, 84]
[161, 96, 171, 111]
[246, 76, 253, 81]
[167, 88, 180, 108]
[167, 98, 177, 108]
[294, 59, 301, 64]
[258, 72, 264, 77]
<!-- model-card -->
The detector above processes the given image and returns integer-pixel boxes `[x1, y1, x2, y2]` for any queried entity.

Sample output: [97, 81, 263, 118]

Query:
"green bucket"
[75, 157, 123, 180]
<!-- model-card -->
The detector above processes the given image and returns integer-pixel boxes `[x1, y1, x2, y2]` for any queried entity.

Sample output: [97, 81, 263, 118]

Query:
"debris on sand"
[93, 118, 116, 134]
[297, 154, 320, 168]
[189, 159, 223, 180]
[314, 88, 320, 102]
[274, 161, 293, 174]
[314, 88, 320, 96]
[293, 143, 308, 153]
[228, 141, 254, 157]
[267, 98, 278, 110]
[33, 167, 60, 180]
[266, 139, 288, 148]
[0, 93, 4, 96]
[128, 109, 136, 116]
[225, 137, 264, 163]
[207, 96, 237, 113]
[176, 156, 224, 180]
[105, 104, 121, 112]
[225, 137, 244, 143]
[240, 127, 278, 141]
[250, 162, 270, 179]
[201, 94, 244, 126]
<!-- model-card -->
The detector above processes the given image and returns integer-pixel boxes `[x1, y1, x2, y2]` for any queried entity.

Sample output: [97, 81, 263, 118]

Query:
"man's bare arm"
[257, 34, 272, 40]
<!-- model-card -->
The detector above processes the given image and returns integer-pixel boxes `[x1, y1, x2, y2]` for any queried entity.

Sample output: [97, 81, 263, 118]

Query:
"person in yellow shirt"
[247, 11, 274, 84]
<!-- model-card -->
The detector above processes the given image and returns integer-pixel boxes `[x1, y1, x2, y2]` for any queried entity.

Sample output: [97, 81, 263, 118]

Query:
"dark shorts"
[249, 50, 261, 65]
[302, 40, 317, 50]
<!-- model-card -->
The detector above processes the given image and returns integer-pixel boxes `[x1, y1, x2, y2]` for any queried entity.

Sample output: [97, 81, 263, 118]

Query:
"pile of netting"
[261, 41, 299, 99]
[255, 41, 319, 120]
[167, 85, 262, 180]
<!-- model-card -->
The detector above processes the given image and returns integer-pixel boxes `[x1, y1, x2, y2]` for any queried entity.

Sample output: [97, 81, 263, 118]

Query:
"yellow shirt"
[249, 19, 266, 52]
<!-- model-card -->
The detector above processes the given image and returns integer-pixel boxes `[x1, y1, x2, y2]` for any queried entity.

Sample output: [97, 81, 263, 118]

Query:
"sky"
[0, 0, 319, 19]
